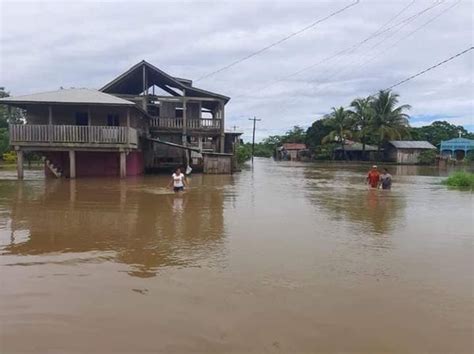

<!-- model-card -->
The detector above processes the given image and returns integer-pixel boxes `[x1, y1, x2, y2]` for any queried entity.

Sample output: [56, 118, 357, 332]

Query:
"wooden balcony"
[150, 117, 221, 132]
[9, 124, 138, 150]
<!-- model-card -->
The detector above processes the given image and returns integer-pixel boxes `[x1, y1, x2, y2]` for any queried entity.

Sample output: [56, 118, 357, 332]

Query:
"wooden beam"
[69, 150, 76, 179]
[16, 148, 24, 180]
[48, 105, 53, 143]
[220, 101, 225, 153]
[119, 151, 127, 178]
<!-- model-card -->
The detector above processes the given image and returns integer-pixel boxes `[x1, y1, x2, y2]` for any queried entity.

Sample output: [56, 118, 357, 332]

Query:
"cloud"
[1, 0, 472, 141]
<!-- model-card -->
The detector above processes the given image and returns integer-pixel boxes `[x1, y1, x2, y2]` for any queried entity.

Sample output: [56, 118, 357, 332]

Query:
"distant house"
[334, 140, 378, 160]
[276, 143, 307, 161]
[440, 137, 474, 160]
[384, 140, 436, 164]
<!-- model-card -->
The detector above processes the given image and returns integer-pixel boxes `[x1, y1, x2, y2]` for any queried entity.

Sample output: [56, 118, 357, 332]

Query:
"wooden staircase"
[43, 157, 62, 178]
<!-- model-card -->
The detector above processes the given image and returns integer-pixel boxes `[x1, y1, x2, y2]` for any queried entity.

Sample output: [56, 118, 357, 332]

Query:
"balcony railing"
[150, 117, 221, 130]
[9, 124, 138, 147]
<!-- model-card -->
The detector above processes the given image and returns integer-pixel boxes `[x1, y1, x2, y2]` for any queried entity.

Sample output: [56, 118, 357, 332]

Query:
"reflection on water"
[0, 159, 472, 353]
[2, 175, 230, 278]
[304, 167, 405, 235]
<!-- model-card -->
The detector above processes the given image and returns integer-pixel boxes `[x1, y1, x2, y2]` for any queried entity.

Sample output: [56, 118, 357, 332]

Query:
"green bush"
[418, 150, 437, 165]
[465, 151, 474, 162]
[442, 171, 474, 188]
[235, 145, 251, 165]
[2, 151, 16, 163]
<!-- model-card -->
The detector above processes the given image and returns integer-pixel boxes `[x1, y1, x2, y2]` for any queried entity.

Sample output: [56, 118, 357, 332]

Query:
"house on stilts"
[1, 61, 241, 179]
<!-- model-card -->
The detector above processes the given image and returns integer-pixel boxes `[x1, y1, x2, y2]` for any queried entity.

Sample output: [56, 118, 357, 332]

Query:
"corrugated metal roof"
[335, 142, 378, 151]
[389, 140, 436, 149]
[0, 88, 135, 106]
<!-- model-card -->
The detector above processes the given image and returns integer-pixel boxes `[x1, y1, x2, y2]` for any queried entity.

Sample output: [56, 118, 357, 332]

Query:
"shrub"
[465, 151, 474, 162]
[442, 171, 474, 189]
[235, 145, 251, 165]
[2, 151, 16, 163]
[418, 150, 437, 165]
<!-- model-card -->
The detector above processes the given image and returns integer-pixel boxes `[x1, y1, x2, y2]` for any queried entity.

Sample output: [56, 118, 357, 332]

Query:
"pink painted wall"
[44, 151, 144, 178]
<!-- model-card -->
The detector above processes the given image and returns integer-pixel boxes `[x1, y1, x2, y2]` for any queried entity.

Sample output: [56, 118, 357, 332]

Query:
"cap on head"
[372, 165, 377, 169]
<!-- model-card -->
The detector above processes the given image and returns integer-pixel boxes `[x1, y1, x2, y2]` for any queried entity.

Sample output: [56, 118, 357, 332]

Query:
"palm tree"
[371, 90, 411, 157]
[349, 96, 374, 158]
[322, 107, 353, 159]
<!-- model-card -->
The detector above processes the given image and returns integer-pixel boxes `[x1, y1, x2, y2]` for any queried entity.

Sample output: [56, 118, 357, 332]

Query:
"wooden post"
[48, 105, 53, 143]
[120, 151, 127, 178]
[69, 150, 76, 179]
[182, 93, 189, 166]
[142, 64, 147, 111]
[220, 101, 225, 153]
[87, 106, 91, 125]
[16, 148, 23, 180]
[126, 108, 131, 145]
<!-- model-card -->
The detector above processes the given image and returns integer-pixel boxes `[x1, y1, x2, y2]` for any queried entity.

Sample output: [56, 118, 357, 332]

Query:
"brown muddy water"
[0, 159, 472, 353]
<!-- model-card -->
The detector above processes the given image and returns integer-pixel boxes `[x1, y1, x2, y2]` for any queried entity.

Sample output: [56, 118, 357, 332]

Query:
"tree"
[305, 118, 332, 149]
[410, 121, 474, 147]
[281, 125, 306, 144]
[0, 87, 25, 127]
[371, 90, 411, 156]
[349, 96, 374, 155]
[322, 107, 354, 159]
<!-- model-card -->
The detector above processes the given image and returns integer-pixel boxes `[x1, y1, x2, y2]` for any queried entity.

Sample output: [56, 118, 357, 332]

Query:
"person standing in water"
[366, 165, 380, 189]
[168, 167, 187, 192]
[380, 168, 392, 190]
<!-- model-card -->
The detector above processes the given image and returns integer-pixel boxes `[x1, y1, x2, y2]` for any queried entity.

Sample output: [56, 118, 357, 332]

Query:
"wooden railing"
[10, 124, 138, 147]
[150, 117, 221, 130]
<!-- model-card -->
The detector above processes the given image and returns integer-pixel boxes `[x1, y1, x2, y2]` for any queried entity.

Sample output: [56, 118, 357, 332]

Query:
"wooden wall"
[203, 154, 232, 174]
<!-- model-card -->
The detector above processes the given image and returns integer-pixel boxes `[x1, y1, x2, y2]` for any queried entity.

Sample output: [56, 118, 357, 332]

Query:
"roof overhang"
[100, 60, 230, 103]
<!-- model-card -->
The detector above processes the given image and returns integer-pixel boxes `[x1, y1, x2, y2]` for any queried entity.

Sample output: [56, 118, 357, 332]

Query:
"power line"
[385, 46, 473, 90]
[305, 0, 457, 92]
[232, 0, 444, 101]
[195, 0, 360, 82]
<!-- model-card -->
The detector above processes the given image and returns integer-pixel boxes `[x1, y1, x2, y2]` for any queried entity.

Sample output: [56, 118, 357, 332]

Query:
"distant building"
[334, 140, 378, 160]
[384, 140, 436, 164]
[440, 137, 474, 160]
[276, 143, 307, 161]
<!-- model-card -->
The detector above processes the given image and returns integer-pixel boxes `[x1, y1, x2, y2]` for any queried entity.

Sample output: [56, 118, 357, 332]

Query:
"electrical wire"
[195, 0, 360, 82]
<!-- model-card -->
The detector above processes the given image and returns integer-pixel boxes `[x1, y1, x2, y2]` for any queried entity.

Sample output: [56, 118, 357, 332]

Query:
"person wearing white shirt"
[168, 167, 187, 192]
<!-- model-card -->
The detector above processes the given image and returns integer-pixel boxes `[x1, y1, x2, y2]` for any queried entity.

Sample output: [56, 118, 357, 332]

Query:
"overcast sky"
[1, 0, 472, 141]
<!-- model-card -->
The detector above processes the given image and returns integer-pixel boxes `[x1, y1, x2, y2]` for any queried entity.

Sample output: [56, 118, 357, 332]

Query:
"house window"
[75, 112, 89, 126]
[107, 114, 120, 127]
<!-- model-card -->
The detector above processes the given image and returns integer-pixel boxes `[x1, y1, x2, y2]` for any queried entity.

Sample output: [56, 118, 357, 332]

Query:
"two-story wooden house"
[1, 61, 237, 179]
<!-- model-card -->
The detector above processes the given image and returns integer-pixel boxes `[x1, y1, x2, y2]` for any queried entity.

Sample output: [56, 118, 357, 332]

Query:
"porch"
[9, 124, 138, 149]
[149, 117, 221, 132]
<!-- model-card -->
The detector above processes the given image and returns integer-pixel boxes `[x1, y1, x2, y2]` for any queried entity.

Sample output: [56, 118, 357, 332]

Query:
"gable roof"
[389, 140, 436, 149]
[100, 60, 230, 103]
[0, 88, 135, 106]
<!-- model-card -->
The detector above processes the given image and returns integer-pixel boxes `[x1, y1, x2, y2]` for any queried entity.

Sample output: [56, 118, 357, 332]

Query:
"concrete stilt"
[69, 150, 76, 179]
[16, 149, 24, 180]
[120, 151, 127, 178]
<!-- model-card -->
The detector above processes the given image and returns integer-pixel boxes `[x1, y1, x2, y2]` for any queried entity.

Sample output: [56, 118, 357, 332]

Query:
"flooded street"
[0, 159, 472, 353]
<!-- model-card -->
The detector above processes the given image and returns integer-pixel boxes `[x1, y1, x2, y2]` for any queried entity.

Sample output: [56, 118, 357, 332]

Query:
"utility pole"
[248, 117, 261, 164]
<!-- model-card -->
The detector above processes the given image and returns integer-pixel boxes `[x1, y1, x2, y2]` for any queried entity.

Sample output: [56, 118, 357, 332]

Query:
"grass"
[442, 171, 474, 189]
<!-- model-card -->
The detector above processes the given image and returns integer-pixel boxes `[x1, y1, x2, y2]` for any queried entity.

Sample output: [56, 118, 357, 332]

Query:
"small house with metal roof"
[384, 140, 437, 164]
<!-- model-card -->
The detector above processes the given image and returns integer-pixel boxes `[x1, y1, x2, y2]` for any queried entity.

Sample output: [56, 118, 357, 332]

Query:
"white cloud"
[1, 0, 472, 142]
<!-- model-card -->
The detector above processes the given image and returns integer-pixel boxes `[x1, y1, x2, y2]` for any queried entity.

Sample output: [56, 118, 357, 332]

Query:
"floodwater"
[0, 159, 472, 353]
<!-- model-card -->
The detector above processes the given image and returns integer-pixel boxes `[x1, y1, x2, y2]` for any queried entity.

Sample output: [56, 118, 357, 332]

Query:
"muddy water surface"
[0, 159, 472, 353]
